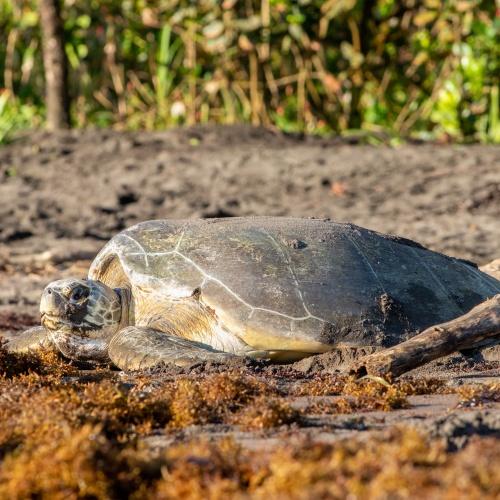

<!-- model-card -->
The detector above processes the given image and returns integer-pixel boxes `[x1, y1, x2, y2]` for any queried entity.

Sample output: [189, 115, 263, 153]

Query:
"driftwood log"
[351, 294, 500, 379]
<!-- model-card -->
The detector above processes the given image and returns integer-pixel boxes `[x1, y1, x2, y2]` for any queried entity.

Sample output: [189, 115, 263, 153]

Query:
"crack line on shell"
[121, 234, 150, 267]
[124, 249, 326, 323]
[261, 229, 313, 317]
[409, 247, 463, 316]
[174, 230, 186, 251]
[346, 232, 387, 294]
[461, 261, 500, 295]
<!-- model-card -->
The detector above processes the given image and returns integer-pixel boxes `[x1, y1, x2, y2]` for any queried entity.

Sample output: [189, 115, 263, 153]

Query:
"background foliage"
[0, 0, 498, 143]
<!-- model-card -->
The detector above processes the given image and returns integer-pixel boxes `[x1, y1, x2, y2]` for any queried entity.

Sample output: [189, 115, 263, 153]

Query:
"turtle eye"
[71, 286, 89, 301]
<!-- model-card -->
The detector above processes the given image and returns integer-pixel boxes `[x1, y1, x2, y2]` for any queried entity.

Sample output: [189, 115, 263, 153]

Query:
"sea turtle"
[8, 217, 500, 370]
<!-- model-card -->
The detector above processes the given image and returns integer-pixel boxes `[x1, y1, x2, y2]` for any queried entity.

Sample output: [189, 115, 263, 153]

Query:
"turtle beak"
[40, 287, 65, 330]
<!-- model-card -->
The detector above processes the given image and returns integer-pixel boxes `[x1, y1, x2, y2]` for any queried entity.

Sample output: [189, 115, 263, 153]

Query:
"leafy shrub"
[0, 0, 498, 142]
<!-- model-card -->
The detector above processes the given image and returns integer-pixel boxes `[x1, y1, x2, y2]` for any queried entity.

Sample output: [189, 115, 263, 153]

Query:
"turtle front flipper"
[3, 326, 53, 353]
[108, 326, 236, 370]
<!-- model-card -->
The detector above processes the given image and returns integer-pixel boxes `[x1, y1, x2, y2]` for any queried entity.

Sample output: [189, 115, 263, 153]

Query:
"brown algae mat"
[0, 345, 499, 498]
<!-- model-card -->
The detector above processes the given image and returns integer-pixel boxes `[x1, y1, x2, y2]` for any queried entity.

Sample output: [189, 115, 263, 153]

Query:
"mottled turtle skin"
[11, 217, 500, 369]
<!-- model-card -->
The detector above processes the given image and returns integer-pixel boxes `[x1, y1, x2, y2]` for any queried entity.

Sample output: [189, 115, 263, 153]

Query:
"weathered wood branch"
[39, 0, 70, 129]
[351, 294, 500, 379]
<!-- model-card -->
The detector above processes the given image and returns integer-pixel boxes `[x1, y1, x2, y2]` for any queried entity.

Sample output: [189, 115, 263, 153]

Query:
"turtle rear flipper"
[4, 326, 53, 353]
[108, 326, 235, 371]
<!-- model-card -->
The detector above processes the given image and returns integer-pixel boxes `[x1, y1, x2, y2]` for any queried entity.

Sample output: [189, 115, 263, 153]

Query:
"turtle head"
[40, 278, 125, 362]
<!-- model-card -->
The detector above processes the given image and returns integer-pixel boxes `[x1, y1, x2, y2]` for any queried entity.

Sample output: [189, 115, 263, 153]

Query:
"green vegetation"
[1, 0, 498, 143]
